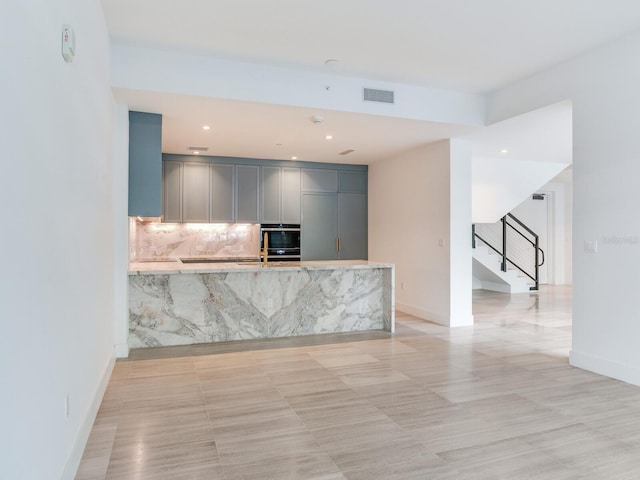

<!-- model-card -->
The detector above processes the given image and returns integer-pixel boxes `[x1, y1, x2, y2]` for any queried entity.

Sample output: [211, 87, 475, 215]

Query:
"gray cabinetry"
[282, 168, 301, 223]
[261, 166, 280, 224]
[302, 193, 339, 261]
[129, 111, 162, 216]
[339, 170, 367, 194]
[182, 163, 210, 223]
[301, 169, 367, 261]
[261, 166, 301, 224]
[236, 165, 259, 223]
[338, 193, 368, 260]
[210, 164, 234, 222]
[162, 161, 182, 223]
[302, 169, 338, 193]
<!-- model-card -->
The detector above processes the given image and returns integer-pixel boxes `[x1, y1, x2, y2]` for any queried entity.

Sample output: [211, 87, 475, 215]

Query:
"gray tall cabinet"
[301, 169, 368, 261]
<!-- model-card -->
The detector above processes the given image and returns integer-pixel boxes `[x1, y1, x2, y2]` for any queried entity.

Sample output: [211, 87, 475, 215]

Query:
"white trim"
[570, 349, 640, 387]
[115, 342, 130, 358]
[61, 354, 116, 480]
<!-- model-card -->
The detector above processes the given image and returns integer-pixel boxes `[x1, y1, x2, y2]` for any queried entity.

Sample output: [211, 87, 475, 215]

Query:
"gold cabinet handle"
[336, 237, 341, 253]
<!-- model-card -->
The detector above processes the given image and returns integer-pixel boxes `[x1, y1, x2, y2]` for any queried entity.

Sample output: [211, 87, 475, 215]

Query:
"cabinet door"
[210, 164, 234, 222]
[338, 193, 368, 260]
[339, 171, 367, 194]
[236, 165, 259, 223]
[261, 166, 281, 224]
[281, 167, 301, 224]
[162, 161, 182, 223]
[302, 193, 338, 261]
[129, 111, 162, 216]
[182, 163, 210, 223]
[302, 169, 338, 192]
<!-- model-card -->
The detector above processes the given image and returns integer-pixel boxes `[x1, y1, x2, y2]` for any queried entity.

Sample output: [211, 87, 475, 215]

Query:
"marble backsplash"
[130, 219, 260, 261]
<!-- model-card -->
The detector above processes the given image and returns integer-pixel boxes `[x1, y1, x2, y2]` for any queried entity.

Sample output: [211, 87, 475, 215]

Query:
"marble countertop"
[129, 259, 394, 275]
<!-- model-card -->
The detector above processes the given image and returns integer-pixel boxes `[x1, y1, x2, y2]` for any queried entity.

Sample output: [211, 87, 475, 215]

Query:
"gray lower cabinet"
[210, 164, 234, 222]
[261, 166, 301, 224]
[302, 193, 339, 261]
[162, 161, 182, 222]
[182, 163, 210, 223]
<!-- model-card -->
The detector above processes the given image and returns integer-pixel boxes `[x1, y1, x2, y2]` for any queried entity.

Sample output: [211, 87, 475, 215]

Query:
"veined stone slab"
[128, 262, 394, 348]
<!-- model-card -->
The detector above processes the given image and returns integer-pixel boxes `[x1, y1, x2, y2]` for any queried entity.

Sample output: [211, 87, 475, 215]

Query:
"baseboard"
[396, 303, 473, 327]
[61, 353, 116, 480]
[115, 341, 130, 358]
[570, 349, 640, 387]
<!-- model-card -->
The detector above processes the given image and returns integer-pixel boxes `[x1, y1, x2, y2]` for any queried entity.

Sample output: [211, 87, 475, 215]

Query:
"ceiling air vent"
[532, 193, 545, 200]
[363, 87, 395, 104]
[339, 149, 355, 156]
[188, 146, 209, 152]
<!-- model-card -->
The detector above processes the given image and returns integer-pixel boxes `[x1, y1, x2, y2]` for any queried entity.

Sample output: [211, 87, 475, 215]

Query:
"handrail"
[472, 213, 544, 291]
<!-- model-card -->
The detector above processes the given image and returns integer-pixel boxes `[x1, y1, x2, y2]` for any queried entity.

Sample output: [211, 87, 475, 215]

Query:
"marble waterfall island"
[128, 261, 395, 348]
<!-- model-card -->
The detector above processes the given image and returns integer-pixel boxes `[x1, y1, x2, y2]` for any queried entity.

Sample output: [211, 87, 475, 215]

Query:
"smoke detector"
[311, 115, 324, 124]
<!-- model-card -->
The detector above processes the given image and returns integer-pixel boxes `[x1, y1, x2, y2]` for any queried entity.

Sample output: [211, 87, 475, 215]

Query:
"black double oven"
[260, 224, 301, 261]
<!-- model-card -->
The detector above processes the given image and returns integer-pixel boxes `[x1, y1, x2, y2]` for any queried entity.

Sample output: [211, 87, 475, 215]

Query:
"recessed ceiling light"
[291, 156, 297, 160]
[500, 149, 509, 154]
[193, 151, 200, 155]
[325, 135, 333, 140]
[202, 125, 210, 130]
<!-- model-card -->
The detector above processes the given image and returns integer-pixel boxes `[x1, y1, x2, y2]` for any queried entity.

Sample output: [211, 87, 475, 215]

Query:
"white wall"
[111, 45, 485, 127]
[113, 105, 130, 358]
[489, 29, 640, 385]
[0, 1, 116, 478]
[511, 180, 573, 286]
[472, 157, 569, 223]
[369, 139, 473, 327]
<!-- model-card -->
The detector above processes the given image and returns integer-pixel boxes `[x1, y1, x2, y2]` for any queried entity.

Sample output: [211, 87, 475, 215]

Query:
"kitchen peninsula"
[128, 260, 394, 348]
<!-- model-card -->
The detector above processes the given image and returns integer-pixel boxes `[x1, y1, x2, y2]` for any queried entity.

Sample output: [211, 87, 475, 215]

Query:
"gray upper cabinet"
[162, 161, 182, 223]
[129, 111, 162, 216]
[261, 166, 281, 224]
[210, 164, 234, 222]
[302, 169, 338, 193]
[261, 166, 301, 224]
[182, 163, 210, 223]
[339, 171, 367, 194]
[236, 165, 259, 223]
[282, 168, 301, 223]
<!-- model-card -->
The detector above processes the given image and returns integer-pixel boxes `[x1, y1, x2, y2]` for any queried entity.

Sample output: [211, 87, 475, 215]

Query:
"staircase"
[472, 214, 544, 293]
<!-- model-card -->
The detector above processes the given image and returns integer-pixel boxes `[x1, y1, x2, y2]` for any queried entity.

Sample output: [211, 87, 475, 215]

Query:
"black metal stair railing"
[472, 213, 545, 291]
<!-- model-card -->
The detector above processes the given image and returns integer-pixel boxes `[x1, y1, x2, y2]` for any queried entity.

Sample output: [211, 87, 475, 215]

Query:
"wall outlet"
[438, 239, 445, 247]
[65, 395, 70, 419]
[267, 298, 273, 308]
[400, 282, 405, 290]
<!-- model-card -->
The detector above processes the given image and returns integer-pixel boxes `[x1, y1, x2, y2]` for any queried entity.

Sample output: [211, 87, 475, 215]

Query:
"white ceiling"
[102, 1, 640, 170]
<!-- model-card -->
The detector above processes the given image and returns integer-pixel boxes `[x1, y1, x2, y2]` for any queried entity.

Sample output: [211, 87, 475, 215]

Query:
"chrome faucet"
[261, 232, 269, 266]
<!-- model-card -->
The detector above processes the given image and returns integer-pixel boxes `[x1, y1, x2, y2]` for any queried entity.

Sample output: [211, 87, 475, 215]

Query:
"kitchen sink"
[180, 257, 260, 264]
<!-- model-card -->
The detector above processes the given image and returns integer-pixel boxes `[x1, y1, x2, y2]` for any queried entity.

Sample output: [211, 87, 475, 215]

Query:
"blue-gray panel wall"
[129, 112, 162, 216]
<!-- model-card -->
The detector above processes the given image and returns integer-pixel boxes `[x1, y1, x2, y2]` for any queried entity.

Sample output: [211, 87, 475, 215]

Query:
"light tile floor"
[76, 286, 640, 479]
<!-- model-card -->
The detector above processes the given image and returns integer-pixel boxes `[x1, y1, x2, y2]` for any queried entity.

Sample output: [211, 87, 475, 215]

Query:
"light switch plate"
[584, 240, 598, 253]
